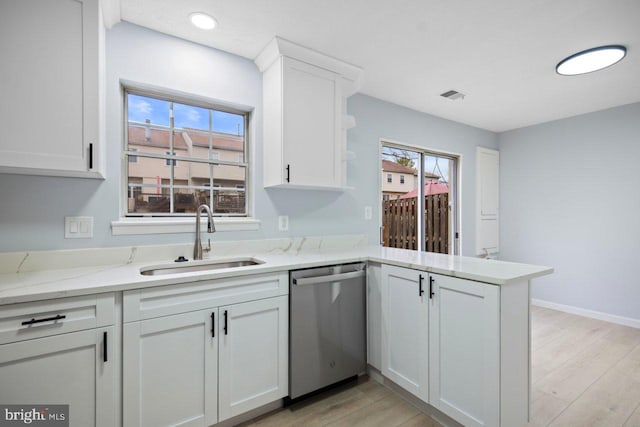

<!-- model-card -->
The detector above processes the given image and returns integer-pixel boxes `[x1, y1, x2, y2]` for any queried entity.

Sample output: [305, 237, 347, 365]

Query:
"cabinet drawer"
[0, 293, 115, 345]
[123, 272, 288, 322]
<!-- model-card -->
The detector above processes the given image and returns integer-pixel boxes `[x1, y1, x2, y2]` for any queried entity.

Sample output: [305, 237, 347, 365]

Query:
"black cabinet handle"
[211, 312, 215, 338]
[21, 314, 66, 326]
[286, 164, 290, 183]
[429, 276, 435, 299]
[419, 275, 424, 296]
[103, 331, 108, 363]
[223, 310, 228, 335]
[89, 143, 94, 169]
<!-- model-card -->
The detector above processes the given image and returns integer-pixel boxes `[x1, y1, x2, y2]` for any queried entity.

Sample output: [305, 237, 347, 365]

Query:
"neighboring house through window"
[400, 175, 405, 184]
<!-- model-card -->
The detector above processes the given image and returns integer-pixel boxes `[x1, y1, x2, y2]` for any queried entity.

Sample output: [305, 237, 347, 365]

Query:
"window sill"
[111, 217, 261, 235]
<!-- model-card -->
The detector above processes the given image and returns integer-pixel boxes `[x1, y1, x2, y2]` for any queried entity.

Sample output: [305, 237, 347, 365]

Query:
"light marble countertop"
[0, 239, 552, 305]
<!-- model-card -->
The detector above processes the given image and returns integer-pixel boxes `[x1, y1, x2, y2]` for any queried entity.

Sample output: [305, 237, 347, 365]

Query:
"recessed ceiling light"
[556, 45, 627, 76]
[189, 12, 217, 30]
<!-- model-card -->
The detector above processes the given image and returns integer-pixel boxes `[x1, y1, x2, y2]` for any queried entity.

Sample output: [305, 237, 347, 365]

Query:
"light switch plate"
[65, 216, 93, 239]
[278, 215, 289, 232]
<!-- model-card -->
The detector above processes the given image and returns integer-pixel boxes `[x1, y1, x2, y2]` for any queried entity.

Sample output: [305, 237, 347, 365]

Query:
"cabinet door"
[123, 310, 218, 427]
[218, 296, 288, 421]
[380, 264, 429, 401]
[282, 57, 342, 187]
[429, 274, 499, 427]
[0, 327, 114, 427]
[0, 0, 100, 176]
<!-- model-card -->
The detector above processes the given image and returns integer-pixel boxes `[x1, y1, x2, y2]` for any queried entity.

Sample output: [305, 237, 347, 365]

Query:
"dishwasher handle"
[293, 270, 366, 286]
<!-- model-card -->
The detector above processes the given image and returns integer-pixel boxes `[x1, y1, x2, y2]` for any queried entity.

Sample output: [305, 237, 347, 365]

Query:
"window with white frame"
[124, 89, 249, 216]
[387, 174, 392, 183]
[400, 175, 405, 184]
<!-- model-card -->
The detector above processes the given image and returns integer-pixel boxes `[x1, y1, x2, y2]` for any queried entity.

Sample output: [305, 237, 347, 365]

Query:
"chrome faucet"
[194, 204, 215, 260]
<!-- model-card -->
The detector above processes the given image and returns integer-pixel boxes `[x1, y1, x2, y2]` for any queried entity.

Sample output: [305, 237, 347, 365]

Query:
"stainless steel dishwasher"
[289, 263, 366, 401]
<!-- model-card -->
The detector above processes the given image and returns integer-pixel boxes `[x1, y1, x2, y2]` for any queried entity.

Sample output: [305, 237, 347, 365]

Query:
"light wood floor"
[241, 306, 640, 427]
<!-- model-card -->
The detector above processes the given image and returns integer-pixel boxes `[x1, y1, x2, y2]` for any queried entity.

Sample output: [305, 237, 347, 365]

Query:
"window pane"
[127, 94, 170, 127]
[213, 111, 244, 136]
[212, 133, 244, 162]
[128, 155, 171, 185]
[179, 129, 211, 160]
[213, 165, 246, 214]
[172, 187, 211, 214]
[381, 146, 420, 250]
[127, 185, 170, 214]
[174, 102, 209, 131]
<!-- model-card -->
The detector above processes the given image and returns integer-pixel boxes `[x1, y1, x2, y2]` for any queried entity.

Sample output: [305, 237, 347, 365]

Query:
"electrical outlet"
[364, 206, 372, 220]
[278, 215, 289, 232]
[65, 216, 93, 239]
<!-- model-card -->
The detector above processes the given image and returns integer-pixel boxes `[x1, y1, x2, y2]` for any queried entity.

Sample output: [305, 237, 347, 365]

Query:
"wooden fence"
[382, 193, 449, 254]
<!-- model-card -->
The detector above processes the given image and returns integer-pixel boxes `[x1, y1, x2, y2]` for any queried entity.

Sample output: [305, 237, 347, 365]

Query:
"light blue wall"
[499, 102, 640, 320]
[0, 23, 496, 254]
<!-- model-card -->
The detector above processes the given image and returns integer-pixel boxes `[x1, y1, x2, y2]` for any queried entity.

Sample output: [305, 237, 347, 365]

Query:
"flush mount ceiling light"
[556, 45, 627, 76]
[189, 12, 217, 30]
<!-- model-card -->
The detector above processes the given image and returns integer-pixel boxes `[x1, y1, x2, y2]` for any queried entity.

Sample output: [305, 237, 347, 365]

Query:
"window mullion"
[209, 109, 214, 213]
[418, 153, 425, 251]
[169, 102, 175, 214]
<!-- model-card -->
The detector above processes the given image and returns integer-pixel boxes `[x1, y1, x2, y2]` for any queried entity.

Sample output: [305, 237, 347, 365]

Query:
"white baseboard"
[531, 298, 640, 329]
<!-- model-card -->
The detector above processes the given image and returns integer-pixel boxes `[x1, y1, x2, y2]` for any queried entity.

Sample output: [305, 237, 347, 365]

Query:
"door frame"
[378, 139, 462, 255]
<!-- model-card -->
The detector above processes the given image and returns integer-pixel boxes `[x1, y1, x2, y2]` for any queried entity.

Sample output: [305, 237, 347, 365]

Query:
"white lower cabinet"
[429, 273, 500, 427]
[123, 310, 218, 427]
[380, 264, 429, 402]
[0, 327, 115, 427]
[122, 276, 289, 427]
[379, 264, 528, 427]
[218, 296, 289, 421]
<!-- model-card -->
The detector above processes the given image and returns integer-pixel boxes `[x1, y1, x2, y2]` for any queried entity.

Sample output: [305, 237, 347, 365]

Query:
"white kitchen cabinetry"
[218, 296, 288, 421]
[123, 310, 218, 427]
[429, 273, 500, 427]
[0, 0, 104, 178]
[0, 294, 115, 427]
[377, 264, 531, 427]
[380, 264, 429, 402]
[122, 272, 289, 427]
[255, 37, 363, 190]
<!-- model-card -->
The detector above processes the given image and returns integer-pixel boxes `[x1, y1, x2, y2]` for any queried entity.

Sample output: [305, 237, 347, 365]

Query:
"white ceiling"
[119, 0, 640, 132]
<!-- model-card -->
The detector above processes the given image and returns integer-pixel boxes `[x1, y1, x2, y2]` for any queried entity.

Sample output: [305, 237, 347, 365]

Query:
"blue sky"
[128, 94, 244, 135]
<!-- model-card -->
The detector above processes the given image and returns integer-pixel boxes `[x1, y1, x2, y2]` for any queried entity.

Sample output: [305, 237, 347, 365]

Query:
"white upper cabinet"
[0, 0, 104, 178]
[476, 147, 500, 254]
[256, 37, 363, 190]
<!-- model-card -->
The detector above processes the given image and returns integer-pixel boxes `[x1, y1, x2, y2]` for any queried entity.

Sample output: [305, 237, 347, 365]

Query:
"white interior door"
[123, 310, 217, 427]
[429, 273, 500, 427]
[380, 264, 429, 402]
[218, 296, 288, 421]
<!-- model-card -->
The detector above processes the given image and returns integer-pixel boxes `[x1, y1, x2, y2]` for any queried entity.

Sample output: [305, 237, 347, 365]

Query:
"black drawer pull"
[21, 314, 66, 326]
[103, 331, 108, 362]
[211, 312, 215, 338]
[419, 275, 424, 296]
[429, 276, 435, 299]
[223, 310, 228, 335]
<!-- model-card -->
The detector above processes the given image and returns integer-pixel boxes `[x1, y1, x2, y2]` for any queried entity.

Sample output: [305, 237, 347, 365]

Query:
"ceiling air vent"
[440, 90, 465, 100]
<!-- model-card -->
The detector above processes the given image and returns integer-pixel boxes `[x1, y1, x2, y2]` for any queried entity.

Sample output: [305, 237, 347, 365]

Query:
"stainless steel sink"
[140, 258, 264, 276]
